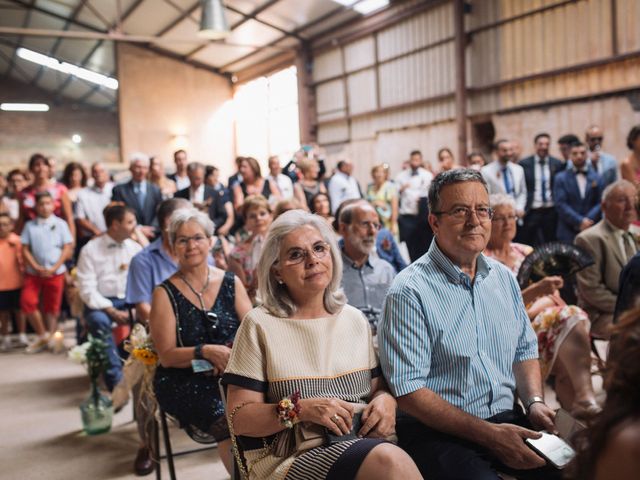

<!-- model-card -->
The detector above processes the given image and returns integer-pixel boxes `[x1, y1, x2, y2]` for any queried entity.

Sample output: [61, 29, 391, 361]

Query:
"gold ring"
[331, 414, 340, 424]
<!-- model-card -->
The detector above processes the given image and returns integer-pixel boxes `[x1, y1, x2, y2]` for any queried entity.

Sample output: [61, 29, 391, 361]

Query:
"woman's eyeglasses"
[174, 234, 209, 248]
[282, 242, 330, 266]
[491, 214, 518, 224]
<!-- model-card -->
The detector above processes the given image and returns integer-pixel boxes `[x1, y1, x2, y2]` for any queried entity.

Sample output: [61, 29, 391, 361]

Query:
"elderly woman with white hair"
[222, 210, 421, 480]
[149, 208, 252, 474]
[484, 194, 600, 420]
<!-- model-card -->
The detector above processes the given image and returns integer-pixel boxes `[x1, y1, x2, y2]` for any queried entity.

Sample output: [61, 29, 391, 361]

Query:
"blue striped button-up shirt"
[379, 240, 538, 419]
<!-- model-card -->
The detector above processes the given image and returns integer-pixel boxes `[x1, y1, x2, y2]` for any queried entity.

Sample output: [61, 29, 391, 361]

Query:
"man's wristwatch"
[525, 396, 545, 414]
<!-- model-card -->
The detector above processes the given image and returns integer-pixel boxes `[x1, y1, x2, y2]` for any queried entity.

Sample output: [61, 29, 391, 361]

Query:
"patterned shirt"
[378, 240, 538, 419]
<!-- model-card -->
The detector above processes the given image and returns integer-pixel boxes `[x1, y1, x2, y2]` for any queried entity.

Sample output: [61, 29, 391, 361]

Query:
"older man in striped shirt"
[379, 169, 560, 480]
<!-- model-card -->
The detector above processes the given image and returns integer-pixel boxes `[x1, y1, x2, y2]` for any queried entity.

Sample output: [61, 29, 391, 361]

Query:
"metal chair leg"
[154, 413, 161, 480]
[159, 409, 177, 480]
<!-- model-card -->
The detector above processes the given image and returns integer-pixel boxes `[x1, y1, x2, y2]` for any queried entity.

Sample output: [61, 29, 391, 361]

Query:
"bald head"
[586, 125, 604, 151]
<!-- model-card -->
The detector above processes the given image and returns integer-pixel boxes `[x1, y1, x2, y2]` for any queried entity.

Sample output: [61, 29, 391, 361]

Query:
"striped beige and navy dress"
[222, 304, 385, 480]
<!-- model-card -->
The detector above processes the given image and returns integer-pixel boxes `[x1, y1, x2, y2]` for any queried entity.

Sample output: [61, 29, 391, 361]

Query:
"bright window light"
[17, 47, 118, 90]
[0, 103, 50, 112]
[333, 0, 389, 14]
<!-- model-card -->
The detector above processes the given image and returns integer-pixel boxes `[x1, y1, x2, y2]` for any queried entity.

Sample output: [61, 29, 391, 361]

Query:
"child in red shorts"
[0, 212, 24, 351]
[20, 191, 73, 353]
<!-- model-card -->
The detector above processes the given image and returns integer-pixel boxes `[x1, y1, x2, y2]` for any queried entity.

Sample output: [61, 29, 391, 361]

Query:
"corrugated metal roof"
[0, 0, 388, 109]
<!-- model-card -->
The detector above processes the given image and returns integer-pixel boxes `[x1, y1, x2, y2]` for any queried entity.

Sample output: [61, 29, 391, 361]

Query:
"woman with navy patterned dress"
[150, 208, 252, 475]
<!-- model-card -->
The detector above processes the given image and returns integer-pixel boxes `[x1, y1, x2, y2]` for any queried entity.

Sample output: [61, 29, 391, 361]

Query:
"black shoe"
[134, 447, 154, 476]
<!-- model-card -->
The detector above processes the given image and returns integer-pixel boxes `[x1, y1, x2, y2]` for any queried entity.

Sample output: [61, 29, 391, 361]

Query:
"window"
[234, 66, 300, 165]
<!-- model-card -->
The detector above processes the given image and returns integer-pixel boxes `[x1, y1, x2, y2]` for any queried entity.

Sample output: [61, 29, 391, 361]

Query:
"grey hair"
[167, 208, 214, 247]
[187, 161, 205, 174]
[602, 179, 635, 203]
[338, 199, 370, 226]
[428, 168, 489, 212]
[256, 210, 346, 318]
[489, 193, 517, 211]
[129, 152, 150, 167]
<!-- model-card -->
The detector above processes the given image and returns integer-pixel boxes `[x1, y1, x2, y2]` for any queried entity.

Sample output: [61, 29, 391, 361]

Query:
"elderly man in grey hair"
[575, 179, 639, 338]
[112, 153, 163, 239]
[338, 200, 395, 336]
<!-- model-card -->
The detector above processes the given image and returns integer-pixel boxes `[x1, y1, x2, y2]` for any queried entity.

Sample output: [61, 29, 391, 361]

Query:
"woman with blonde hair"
[228, 195, 273, 301]
[366, 164, 398, 236]
[148, 156, 177, 199]
[294, 158, 327, 211]
[222, 209, 421, 480]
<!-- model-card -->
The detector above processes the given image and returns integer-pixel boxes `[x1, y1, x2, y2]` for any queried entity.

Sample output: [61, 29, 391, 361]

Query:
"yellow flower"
[132, 347, 158, 366]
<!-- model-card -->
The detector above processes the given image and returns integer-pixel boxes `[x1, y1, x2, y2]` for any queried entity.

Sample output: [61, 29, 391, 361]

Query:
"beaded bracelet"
[276, 391, 302, 428]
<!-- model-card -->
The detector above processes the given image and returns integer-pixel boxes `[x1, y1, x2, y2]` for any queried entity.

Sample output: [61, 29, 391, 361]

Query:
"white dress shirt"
[75, 182, 114, 232]
[189, 184, 205, 204]
[268, 173, 294, 200]
[481, 161, 527, 213]
[174, 174, 190, 191]
[532, 155, 554, 209]
[575, 169, 588, 199]
[76, 233, 143, 310]
[328, 171, 362, 214]
[395, 168, 433, 216]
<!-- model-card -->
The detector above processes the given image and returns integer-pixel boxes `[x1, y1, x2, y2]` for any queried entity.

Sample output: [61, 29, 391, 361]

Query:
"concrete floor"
[0, 321, 605, 480]
[0, 322, 229, 480]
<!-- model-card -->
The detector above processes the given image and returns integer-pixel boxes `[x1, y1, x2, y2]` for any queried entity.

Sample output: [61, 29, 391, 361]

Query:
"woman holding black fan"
[485, 194, 600, 421]
[149, 208, 252, 475]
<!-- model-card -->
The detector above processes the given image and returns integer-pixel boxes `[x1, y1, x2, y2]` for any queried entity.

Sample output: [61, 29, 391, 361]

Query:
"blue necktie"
[135, 183, 146, 208]
[502, 167, 513, 195]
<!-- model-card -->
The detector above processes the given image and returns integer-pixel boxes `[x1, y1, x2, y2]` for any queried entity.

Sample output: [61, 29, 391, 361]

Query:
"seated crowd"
[0, 123, 639, 480]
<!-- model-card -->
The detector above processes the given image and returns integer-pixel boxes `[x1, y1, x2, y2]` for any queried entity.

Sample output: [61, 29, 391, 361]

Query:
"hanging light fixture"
[198, 0, 230, 39]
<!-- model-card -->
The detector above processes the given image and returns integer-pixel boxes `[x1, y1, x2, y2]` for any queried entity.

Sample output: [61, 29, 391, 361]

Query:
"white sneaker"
[25, 337, 49, 354]
[0, 337, 11, 351]
[18, 333, 29, 347]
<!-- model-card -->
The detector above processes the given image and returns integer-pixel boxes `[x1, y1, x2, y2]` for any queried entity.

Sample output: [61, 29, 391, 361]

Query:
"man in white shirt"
[328, 159, 362, 214]
[481, 140, 527, 217]
[267, 155, 294, 200]
[167, 149, 190, 190]
[76, 205, 142, 391]
[76, 162, 114, 241]
[396, 150, 434, 261]
[174, 162, 230, 235]
[518, 133, 564, 245]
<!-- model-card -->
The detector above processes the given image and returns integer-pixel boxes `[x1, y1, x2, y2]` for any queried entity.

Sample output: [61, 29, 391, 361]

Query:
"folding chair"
[153, 407, 219, 480]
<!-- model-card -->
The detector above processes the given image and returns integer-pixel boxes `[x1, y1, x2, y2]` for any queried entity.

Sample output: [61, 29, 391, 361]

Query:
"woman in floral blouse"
[485, 194, 600, 421]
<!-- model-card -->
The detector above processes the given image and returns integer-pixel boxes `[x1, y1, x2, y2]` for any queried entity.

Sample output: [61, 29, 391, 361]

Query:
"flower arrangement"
[68, 333, 111, 384]
[68, 332, 113, 435]
[125, 323, 158, 366]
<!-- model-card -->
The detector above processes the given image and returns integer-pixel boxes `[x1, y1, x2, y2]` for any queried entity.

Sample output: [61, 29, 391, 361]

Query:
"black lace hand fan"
[516, 242, 594, 289]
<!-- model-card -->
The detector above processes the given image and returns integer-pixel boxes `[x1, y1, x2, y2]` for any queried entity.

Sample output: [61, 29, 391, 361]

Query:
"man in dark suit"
[553, 142, 604, 243]
[112, 153, 163, 239]
[166, 149, 190, 190]
[174, 162, 232, 236]
[518, 133, 564, 245]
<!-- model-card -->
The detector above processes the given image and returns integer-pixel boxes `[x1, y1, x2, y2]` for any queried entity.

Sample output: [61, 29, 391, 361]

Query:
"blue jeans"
[84, 298, 128, 391]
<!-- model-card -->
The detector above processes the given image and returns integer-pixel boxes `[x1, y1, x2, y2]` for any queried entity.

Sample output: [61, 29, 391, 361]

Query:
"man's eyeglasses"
[433, 206, 494, 222]
[174, 234, 209, 248]
[282, 242, 330, 266]
[353, 221, 381, 231]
